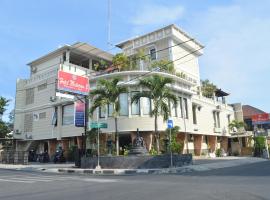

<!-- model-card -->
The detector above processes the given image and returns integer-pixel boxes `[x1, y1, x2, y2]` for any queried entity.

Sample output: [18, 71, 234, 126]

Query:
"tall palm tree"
[229, 120, 246, 147]
[89, 77, 127, 155]
[131, 75, 177, 153]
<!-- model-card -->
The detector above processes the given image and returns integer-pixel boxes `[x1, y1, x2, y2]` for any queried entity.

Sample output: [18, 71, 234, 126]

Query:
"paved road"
[1, 161, 270, 200]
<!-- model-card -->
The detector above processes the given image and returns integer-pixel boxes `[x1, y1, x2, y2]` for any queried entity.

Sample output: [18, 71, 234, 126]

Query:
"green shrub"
[215, 148, 222, 157]
[67, 145, 77, 161]
[149, 148, 158, 156]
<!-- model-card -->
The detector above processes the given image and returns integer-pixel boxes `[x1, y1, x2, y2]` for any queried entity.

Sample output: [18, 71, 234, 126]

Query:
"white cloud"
[130, 4, 184, 35]
[188, 1, 270, 110]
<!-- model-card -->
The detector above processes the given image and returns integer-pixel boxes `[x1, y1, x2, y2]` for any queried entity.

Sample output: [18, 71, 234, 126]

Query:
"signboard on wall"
[57, 70, 90, 95]
[252, 113, 270, 125]
[74, 101, 85, 127]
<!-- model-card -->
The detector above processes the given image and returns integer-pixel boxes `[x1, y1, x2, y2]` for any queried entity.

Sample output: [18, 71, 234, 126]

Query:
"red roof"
[242, 105, 266, 119]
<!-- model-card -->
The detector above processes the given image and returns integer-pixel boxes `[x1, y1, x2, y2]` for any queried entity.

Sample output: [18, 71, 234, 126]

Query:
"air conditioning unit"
[214, 127, 222, 133]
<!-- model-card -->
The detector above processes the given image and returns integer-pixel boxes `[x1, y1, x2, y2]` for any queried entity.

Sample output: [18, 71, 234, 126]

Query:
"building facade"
[14, 24, 239, 157]
[13, 43, 113, 157]
[90, 24, 235, 155]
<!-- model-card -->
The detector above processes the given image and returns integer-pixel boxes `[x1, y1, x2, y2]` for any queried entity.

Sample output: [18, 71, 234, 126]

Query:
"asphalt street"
[0, 161, 270, 200]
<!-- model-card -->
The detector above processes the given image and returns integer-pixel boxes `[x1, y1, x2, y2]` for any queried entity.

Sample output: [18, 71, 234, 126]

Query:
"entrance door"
[119, 134, 132, 155]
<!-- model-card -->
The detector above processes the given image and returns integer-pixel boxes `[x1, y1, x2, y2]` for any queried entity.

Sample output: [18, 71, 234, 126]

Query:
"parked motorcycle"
[53, 147, 66, 163]
[37, 151, 50, 163]
[28, 149, 37, 162]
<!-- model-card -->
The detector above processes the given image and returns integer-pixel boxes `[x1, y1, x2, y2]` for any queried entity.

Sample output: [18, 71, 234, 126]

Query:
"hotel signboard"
[57, 70, 90, 95]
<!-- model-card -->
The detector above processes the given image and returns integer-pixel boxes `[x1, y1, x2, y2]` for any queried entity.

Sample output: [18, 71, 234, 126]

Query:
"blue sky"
[0, 0, 270, 120]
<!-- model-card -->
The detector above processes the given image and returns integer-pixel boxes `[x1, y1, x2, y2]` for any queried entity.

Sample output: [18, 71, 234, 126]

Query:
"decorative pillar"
[194, 134, 203, 156]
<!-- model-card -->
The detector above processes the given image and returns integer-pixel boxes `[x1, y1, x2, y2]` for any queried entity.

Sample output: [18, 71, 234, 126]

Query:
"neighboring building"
[242, 105, 267, 131]
[15, 24, 241, 157]
[14, 42, 113, 157]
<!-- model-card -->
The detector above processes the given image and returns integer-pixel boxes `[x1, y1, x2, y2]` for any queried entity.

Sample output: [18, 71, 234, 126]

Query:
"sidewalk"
[0, 157, 268, 175]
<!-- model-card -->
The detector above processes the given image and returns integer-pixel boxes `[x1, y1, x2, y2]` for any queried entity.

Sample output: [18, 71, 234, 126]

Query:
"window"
[108, 104, 113, 117]
[183, 98, 188, 119]
[39, 112, 46, 119]
[170, 101, 177, 117]
[24, 113, 33, 132]
[179, 97, 183, 118]
[63, 52, 66, 62]
[38, 83, 47, 91]
[62, 104, 74, 125]
[119, 93, 128, 116]
[142, 97, 151, 115]
[131, 92, 140, 115]
[217, 112, 221, 128]
[25, 88, 34, 105]
[52, 107, 58, 127]
[213, 111, 221, 128]
[99, 106, 106, 118]
[227, 114, 231, 124]
[187, 134, 194, 142]
[203, 135, 208, 144]
[150, 48, 157, 60]
[192, 105, 197, 124]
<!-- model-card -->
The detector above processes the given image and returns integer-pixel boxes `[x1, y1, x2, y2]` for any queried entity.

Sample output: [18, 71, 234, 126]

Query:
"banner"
[58, 70, 90, 95]
[252, 113, 270, 125]
[74, 101, 85, 127]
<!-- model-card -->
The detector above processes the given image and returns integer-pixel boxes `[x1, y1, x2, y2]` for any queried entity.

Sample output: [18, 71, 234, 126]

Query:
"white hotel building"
[14, 24, 238, 157]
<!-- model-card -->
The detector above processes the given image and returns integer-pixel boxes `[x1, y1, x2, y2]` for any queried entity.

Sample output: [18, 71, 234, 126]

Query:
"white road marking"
[0, 174, 120, 184]
[0, 178, 34, 183]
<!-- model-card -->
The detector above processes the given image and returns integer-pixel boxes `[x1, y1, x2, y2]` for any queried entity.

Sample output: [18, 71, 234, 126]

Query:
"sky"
[0, 0, 269, 121]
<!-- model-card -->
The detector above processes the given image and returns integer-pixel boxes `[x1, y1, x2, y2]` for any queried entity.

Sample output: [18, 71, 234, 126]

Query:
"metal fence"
[0, 151, 28, 165]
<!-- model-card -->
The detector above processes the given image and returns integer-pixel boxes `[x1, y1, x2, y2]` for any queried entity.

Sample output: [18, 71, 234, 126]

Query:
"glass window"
[25, 88, 34, 105]
[227, 114, 231, 124]
[131, 92, 140, 115]
[62, 104, 74, 125]
[192, 105, 197, 124]
[142, 97, 151, 115]
[39, 112, 46, 119]
[37, 83, 47, 91]
[179, 97, 183, 118]
[99, 106, 106, 118]
[24, 113, 33, 132]
[119, 93, 128, 116]
[217, 112, 221, 128]
[52, 107, 58, 127]
[108, 104, 113, 117]
[170, 101, 177, 117]
[150, 48, 157, 60]
[213, 111, 217, 127]
[183, 98, 188, 119]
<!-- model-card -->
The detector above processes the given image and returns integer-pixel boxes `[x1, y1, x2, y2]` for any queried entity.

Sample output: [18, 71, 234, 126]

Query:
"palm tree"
[89, 77, 127, 155]
[131, 75, 177, 153]
[229, 120, 246, 147]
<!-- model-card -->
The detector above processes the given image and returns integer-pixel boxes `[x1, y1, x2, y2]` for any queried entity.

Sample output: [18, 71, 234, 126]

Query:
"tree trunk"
[115, 117, 119, 156]
[154, 114, 160, 153]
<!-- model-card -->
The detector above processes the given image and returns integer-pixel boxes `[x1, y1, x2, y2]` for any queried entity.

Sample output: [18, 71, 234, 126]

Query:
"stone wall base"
[81, 154, 192, 169]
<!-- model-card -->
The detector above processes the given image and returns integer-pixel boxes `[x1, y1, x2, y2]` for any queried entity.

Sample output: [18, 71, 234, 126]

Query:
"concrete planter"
[81, 154, 192, 169]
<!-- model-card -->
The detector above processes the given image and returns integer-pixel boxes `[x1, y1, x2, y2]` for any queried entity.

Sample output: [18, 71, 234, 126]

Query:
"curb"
[55, 167, 194, 175]
[0, 157, 268, 176]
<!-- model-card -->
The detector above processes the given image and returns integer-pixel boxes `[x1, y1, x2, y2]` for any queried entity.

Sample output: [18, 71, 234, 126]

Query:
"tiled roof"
[242, 105, 266, 119]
